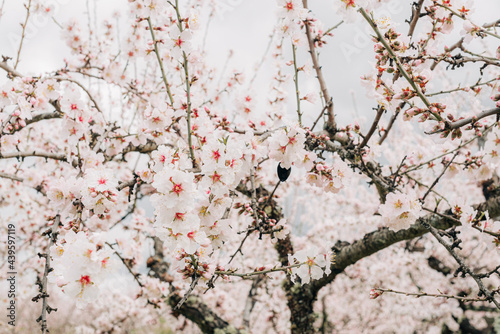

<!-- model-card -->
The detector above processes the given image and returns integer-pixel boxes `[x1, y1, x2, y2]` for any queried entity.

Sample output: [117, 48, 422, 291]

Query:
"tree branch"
[302, 0, 336, 130]
[311, 194, 500, 294]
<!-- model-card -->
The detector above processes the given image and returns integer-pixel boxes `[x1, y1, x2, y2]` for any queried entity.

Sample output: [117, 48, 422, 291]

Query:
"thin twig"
[14, 0, 32, 69]
[302, 0, 335, 129]
[404, 124, 494, 174]
[421, 151, 459, 202]
[107, 242, 144, 288]
[310, 102, 330, 132]
[146, 17, 174, 105]
[291, 42, 302, 125]
[173, 0, 196, 167]
[174, 275, 200, 309]
[359, 106, 384, 148]
[215, 262, 304, 279]
[359, 8, 441, 122]
[374, 287, 490, 303]
[0, 172, 23, 182]
[426, 77, 498, 97]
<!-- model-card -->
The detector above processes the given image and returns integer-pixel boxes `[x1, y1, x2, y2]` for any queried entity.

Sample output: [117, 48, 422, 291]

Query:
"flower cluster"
[379, 191, 423, 231]
[306, 157, 353, 193]
[288, 246, 332, 285]
[81, 168, 119, 215]
[49, 231, 118, 308]
[151, 168, 204, 254]
[268, 126, 308, 169]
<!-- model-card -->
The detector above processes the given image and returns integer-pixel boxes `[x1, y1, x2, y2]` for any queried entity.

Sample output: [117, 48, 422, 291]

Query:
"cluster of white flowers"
[49, 231, 118, 308]
[276, 0, 307, 42]
[199, 133, 251, 197]
[142, 101, 175, 132]
[80, 168, 119, 215]
[150, 133, 256, 258]
[288, 246, 332, 285]
[379, 191, 423, 231]
[306, 157, 353, 193]
[151, 166, 205, 254]
[268, 126, 308, 169]
[47, 176, 82, 214]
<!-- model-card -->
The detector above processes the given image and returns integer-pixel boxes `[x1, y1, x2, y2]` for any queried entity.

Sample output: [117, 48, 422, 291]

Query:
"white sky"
[0, 0, 499, 128]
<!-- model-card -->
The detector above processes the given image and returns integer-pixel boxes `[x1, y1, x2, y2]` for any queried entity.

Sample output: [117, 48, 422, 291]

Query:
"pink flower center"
[210, 172, 222, 183]
[172, 183, 183, 195]
[79, 275, 91, 286]
[98, 178, 107, 185]
[212, 149, 221, 162]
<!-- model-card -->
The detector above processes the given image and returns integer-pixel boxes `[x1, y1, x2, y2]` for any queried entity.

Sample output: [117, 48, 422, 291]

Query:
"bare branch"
[0, 61, 22, 77]
[374, 288, 490, 303]
[449, 107, 500, 130]
[408, 0, 425, 38]
[359, 105, 384, 148]
[302, 0, 336, 130]
[36, 215, 60, 334]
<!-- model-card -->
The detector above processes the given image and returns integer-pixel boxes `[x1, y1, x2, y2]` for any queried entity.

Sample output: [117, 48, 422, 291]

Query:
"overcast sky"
[1, 0, 499, 128]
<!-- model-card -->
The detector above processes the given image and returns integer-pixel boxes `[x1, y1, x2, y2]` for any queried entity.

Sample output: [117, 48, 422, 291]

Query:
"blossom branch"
[55, 77, 104, 114]
[215, 262, 303, 279]
[359, 8, 443, 122]
[404, 124, 493, 174]
[173, 0, 196, 168]
[302, 0, 335, 130]
[448, 107, 500, 130]
[427, 77, 498, 97]
[291, 42, 302, 125]
[373, 288, 490, 302]
[378, 103, 405, 144]
[146, 17, 175, 105]
[146, 239, 241, 333]
[435, 3, 500, 40]
[0, 171, 23, 182]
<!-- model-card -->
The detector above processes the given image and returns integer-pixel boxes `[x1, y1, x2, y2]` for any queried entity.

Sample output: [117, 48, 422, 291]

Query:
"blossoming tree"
[1, 0, 500, 333]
